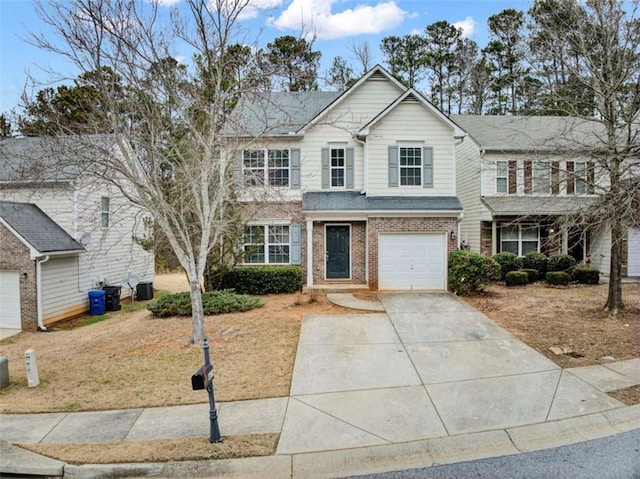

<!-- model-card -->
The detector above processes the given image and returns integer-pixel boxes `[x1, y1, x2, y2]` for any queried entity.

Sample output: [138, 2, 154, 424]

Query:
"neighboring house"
[228, 65, 464, 291]
[0, 136, 154, 332]
[453, 115, 640, 277]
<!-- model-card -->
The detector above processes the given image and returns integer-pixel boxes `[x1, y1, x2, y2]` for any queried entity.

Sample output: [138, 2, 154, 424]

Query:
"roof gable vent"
[369, 69, 387, 80]
[402, 93, 419, 103]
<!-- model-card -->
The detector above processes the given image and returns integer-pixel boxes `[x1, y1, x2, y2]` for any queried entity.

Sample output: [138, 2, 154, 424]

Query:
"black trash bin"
[136, 282, 154, 300]
[103, 286, 122, 311]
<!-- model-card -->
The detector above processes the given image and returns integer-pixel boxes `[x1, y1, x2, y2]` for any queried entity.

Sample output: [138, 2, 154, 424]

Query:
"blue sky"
[0, 0, 531, 113]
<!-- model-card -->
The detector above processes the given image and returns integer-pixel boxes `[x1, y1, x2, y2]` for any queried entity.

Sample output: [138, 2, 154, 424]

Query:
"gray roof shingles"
[481, 195, 597, 216]
[303, 191, 462, 212]
[0, 201, 85, 254]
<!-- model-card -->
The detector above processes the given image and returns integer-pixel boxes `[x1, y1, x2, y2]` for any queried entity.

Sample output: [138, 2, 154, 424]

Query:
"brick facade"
[368, 216, 458, 290]
[0, 223, 37, 331]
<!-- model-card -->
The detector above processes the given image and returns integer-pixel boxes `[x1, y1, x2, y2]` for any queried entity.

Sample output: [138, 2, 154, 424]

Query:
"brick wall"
[0, 224, 37, 331]
[368, 216, 458, 290]
[310, 221, 366, 285]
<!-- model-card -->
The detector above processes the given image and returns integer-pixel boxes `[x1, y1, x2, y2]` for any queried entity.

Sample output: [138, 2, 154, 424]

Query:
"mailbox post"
[191, 338, 222, 443]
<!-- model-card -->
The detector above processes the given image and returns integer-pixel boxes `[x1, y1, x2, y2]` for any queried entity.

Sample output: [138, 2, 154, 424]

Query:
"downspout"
[354, 135, 368, 195]
[36, 255, 50, 331]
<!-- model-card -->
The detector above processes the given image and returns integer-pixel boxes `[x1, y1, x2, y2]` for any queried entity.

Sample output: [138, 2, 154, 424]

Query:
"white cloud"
[236, 0, 285, 20]
[453, 16, 475, 38]
[271, 0, 406, 40]
[154, 0, 181, 6]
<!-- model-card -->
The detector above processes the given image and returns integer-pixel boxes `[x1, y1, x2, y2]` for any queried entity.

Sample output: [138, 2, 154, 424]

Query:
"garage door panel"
[379, 234, 445, 290]
[0, 270, 22, 329]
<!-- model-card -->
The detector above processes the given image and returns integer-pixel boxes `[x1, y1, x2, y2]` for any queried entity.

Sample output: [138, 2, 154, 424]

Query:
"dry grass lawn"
[0, 274, 346, 413]
[20, 434, 279, 465]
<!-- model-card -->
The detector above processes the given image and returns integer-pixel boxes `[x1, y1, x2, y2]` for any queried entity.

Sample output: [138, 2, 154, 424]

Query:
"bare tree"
[529, 0, 640, 312]
[348, 40, 374, 75]
[29, 0, 271, 342]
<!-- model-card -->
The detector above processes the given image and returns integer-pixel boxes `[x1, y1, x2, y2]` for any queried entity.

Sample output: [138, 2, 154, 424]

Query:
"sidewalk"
[2, 292, 639, 478]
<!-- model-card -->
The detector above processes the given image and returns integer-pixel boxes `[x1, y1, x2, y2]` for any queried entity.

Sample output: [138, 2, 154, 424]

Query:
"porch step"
[303, 284, 370, 294]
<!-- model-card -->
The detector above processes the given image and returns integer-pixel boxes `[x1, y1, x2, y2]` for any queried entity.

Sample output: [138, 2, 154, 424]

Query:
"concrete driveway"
[277, 293, 624, 454]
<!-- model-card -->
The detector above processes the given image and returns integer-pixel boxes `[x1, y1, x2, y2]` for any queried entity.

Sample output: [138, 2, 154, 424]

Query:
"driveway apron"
[277, 293, 624, 454]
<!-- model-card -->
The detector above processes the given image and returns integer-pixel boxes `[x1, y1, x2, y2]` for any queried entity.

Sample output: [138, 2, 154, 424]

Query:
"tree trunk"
[189, 280, 207, 344]
[604, 219, 625, 313]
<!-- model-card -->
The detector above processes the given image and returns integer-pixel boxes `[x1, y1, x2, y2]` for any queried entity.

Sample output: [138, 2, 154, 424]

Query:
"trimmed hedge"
[505, 270, 529, 287]
[573, 266, 600, 284]
[523, 251, 548, 275]
[546, 271, 570, 286]
[492, 252, 523, 280]
[547, 254, 577, 273]
[520, 268, 539, 283]
[147, 290, 263, 318]
[448, 250, 501, 295]
[216, 266, 303, 295]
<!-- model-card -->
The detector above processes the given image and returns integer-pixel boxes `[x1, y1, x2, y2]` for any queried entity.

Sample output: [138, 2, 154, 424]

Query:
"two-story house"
[0, 136, 155, 332]
[228, 65, 464, 291]
[453, 115, 640, 277]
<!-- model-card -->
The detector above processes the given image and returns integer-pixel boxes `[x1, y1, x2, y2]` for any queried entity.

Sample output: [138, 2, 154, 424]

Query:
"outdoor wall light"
[22, 272, 28, 280]
[450, 231, 457, 241]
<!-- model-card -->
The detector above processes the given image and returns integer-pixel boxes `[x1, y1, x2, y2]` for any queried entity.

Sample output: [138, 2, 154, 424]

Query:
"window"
[268, 149, 289, 187]
[400, 147, 422, 186]
[500, 224, 539, 256]
[330, 148, 345, 187]
[243, 225, 290, 264]
[532, 162, 551, 194]
[243, 149, 290, 187]
[496, 161, 508, 193]
[243, 150, 265, 186]
[100, 197, 109, 228]
[574, 161, 587, 194]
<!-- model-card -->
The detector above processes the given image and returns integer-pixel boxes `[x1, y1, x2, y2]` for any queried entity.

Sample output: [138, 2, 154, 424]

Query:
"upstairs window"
[574, 161, 587, 194]
[399, 147, 422, 186]
[330, 147, 345, 187]
[532, 161, 551, 194]
[100, 197, 109, 228]
[243, 149, 290, 187]
[496, 161, 508, 193]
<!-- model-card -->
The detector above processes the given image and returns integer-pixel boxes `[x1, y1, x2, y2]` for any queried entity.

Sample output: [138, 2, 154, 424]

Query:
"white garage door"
[0, 270, 22, 330]
[628, 228, 640, 277]
[378, 233, 446, 290]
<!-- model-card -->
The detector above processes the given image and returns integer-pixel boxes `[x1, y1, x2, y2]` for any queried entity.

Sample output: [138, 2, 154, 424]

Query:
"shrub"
[147, 290, 262, 318]
[572, 266, 600, 284]
[546, 271, 570, 286]
[216, 266, 303, 295]
[492, 252, 523, 280]
[523, 251, 548, 275]
[505, 270, 529, 287]
[547, 254, 577, 273]
[520, 268, 539, 283]
[448, 250, 501, 295]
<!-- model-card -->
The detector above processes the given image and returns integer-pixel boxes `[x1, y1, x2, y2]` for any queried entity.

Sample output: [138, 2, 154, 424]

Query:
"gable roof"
[451, 115, 605, 152]
[359, 89, 465, 138]
[225, 65, 407, 138]
[0, 135, 115, 183]
[0, 201, 85, 255]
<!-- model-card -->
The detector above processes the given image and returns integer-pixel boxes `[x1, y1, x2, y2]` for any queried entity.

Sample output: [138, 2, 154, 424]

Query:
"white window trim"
[500, 224, 540, 256]
[532, 161, 551, 194]
[573, 160, 587, 195]
[496, 160, 508, 194]
[330, 146, 346, 188]
[398, 145, 423, 187]
[100, 197, 109, 228]
[242, 148, 291, 188]
[242, 224, 292, 265]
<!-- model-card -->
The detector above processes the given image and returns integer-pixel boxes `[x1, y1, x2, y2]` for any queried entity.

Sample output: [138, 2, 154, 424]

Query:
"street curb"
[22, 406, 636, 479]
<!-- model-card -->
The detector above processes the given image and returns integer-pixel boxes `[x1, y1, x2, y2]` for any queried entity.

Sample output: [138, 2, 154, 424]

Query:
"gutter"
[36, 255, 50, 331]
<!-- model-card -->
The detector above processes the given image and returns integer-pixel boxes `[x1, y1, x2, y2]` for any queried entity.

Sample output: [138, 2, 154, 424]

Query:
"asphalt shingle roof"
[303, 191, 463, 212]
[481, 195, 597, 216]
[0, 200, 85, 254]
[451, 115, 605, 152]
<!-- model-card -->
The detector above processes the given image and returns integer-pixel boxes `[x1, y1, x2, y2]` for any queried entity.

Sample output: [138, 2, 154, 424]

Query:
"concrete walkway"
[1, 293, 639, 478]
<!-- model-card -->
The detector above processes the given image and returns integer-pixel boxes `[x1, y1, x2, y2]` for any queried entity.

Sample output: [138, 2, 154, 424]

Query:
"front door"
[326, 225, 350, 279]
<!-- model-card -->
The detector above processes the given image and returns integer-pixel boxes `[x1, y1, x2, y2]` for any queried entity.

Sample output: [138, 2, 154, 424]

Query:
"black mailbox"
[191, 364, 214, 390]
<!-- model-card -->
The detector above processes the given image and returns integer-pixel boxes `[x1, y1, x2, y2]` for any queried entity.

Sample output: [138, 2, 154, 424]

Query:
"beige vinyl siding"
[41, 256, 86, 324]
[367, 102, 455, 196]
[589, 225, 611, 276]
[0, 186, 76, 233]
[455, 137, 486, 252]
